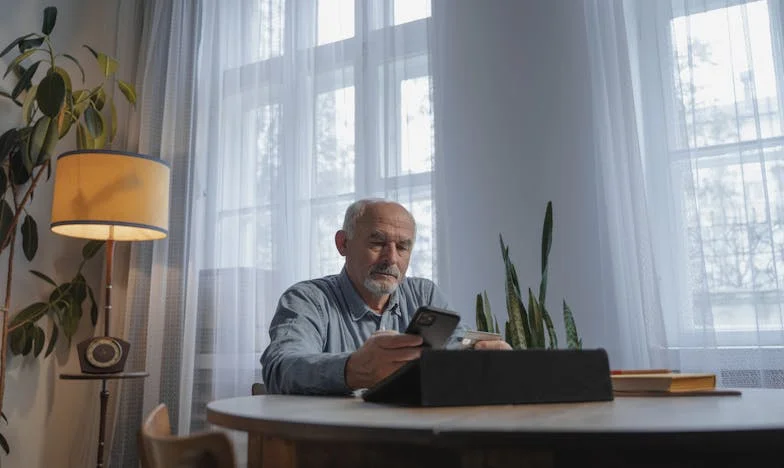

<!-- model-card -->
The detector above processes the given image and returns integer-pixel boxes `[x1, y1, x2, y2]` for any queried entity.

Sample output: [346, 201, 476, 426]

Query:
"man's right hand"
[345, 331, 423, 390]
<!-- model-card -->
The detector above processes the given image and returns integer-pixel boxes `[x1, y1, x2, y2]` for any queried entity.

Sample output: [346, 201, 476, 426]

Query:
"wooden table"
[207, 388, 784, 468]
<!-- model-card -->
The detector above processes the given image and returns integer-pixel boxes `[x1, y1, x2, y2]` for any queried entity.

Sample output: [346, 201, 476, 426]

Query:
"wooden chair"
[139, 403, 236, 468]
[251, 382, 266, 395]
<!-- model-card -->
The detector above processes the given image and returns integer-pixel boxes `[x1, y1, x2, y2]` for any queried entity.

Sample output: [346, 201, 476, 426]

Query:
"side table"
[60, 372, 148, 468]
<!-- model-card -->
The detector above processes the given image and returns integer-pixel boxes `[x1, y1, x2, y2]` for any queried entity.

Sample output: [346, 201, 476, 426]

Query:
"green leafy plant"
[476, 201, 582, 350]
[0, 6, 136, 454]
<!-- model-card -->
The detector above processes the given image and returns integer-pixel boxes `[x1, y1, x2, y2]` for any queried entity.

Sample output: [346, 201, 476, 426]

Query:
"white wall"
[434, 0, 625, 365]
[0, 1, 122, 467]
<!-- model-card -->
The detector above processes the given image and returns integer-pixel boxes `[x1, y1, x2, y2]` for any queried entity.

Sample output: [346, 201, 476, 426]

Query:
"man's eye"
[397, 244, 411, 252]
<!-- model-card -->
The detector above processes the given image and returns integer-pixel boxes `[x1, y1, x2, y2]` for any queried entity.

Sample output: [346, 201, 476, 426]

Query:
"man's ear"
[335, 230, 349, 256]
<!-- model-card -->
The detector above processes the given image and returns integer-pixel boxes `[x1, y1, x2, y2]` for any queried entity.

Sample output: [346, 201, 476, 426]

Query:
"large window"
[213, 0, 436, 279]
[648, 0, 784, 343]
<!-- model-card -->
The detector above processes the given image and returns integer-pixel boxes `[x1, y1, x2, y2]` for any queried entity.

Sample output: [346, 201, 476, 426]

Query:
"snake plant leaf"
[564, 300, 581, 349]
[61, 53, 85, 82]
[30, 269, 57, 287]
[482, 290, 497, 334]
[42, 6, 57, 35]
[82, 240, 104, 259]
[3, 49, 35, 79]
[475, 293, 488, 332]
[117, 79, 136, 105]
[11, 61, 40, 99]
[539, 201, 553, 304]
[0, 200, 14, 251]
[540, 302, 558, 349]
[45, 320, 59, 357]
[528, 289, 545, 348]
[32, 325, 45, 358]
[21, 214, 38, 261]
[0, 33, 36, 57]
[8, 302, 49, 328]
[37, 71, 66, 118]
[504, 320, 513, 348]
[500, 234, 530, 348]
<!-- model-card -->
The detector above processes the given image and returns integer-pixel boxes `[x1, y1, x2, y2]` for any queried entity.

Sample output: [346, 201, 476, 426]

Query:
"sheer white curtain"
[189, 0, 438, 453]
[585, 0, 784, 384]
[109, 0, 438, 465]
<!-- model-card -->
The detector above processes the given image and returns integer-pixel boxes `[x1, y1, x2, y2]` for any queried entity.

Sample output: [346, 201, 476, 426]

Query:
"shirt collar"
[338, 267, 402, 321]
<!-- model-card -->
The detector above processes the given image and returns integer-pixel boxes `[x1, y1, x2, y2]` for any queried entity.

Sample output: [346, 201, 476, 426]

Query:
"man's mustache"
[370, 265, 400, 278]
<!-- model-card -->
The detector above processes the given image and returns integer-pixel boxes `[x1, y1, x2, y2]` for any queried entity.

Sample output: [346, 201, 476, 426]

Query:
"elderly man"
[260, 198, 510, 395]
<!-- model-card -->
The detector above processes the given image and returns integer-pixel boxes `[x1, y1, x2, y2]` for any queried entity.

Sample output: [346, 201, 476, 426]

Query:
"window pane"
[670, 1, 780, 148]
[401, 76, 433, 174]
[312, 204, 345, 277]
[394, 0, 431, 25]
[315, 86, 356, 195]
[250, 0, 284, 61]
[318, 0, 354, 45]
[681, 146, 784, 330]
[392, 191, 434, 281]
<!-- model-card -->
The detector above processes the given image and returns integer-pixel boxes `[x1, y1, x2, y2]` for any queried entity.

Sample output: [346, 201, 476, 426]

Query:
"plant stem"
[0, 161, 49, 416]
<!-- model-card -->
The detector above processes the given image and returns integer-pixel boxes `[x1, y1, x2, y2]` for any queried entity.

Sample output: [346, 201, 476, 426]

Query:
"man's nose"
[381, 243, 400, 263]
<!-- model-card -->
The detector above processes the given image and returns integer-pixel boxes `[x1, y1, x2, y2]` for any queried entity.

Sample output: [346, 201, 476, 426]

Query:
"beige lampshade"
[50, 150, 171, 241]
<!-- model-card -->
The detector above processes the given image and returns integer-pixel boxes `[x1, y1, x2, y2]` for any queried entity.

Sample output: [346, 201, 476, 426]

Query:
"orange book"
[611, 372, 716, 393]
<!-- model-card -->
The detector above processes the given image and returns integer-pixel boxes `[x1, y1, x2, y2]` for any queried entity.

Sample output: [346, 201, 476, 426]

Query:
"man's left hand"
[473, 340, 512, 350]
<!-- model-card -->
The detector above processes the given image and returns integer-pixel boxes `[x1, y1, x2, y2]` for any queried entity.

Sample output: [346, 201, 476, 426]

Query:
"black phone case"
[405, 306, 461, 349]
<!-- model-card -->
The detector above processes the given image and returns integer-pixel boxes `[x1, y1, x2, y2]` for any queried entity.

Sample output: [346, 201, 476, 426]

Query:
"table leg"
[97, 378, 109, 468]
[260, 436, 297, 468]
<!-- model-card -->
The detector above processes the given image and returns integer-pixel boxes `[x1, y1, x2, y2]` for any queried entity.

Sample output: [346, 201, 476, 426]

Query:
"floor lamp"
[50, 149, 171, 468]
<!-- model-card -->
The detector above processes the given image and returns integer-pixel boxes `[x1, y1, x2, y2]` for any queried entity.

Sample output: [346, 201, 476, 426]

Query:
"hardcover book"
[611, 372, 716, 393]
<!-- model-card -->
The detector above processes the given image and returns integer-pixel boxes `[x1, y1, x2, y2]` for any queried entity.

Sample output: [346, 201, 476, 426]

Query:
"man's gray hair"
[342, 198, 417, 239]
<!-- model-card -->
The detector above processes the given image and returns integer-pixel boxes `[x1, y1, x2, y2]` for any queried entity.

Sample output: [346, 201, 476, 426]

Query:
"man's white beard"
[364, 277, 399, 296]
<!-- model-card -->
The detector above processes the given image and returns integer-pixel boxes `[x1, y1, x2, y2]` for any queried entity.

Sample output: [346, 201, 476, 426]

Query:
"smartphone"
[404, 306, 461, 349]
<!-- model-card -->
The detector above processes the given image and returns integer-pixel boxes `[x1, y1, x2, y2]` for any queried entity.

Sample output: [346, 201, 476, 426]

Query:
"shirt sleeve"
[260, 286, 352, 395]
[426, 281, 469, 349]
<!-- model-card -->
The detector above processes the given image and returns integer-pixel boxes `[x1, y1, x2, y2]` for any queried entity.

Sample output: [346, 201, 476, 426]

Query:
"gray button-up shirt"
[260, 268, 465, 395]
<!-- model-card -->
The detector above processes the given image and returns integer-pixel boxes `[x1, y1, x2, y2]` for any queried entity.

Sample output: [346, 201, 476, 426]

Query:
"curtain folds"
[109, 1, 437, 465]
[109, 1, 202, 466]
[585, 0, 784, 381]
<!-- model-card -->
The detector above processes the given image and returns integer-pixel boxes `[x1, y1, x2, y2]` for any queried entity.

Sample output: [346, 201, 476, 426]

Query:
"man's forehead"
[368, 229, 413, 242]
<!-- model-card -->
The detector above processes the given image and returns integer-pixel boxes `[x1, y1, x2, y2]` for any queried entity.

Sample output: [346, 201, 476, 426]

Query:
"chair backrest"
[251, 382, 266, 395]
[139, 403, 236, 468]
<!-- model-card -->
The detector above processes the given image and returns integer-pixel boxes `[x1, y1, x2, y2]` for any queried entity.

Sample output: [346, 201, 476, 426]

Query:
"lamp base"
[77, 336, 130, 374]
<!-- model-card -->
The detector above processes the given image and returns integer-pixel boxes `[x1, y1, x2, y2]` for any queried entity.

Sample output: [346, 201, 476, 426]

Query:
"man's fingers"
[382, 346, 422, 362]
[372, 333, 423, 348]
[474, 340, 513, 350]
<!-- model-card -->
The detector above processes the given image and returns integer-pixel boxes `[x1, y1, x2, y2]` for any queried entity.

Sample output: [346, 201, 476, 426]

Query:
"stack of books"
[610, 369, 741, 397]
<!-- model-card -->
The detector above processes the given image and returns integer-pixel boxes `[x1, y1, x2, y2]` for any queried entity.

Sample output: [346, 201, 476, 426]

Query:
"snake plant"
[476, 201, 582, 349]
